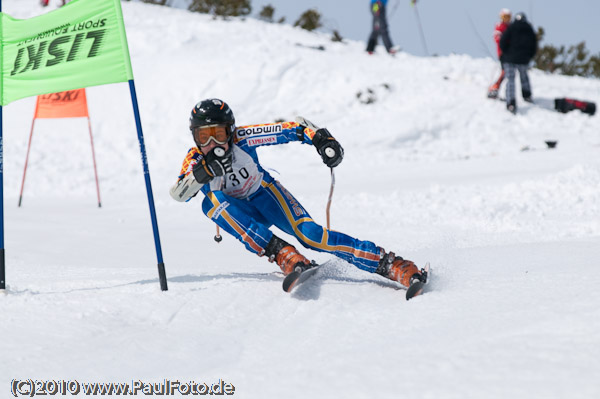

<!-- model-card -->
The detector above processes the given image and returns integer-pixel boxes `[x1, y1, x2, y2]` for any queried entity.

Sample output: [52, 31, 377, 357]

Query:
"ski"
[521, 140, 558, 152]
[282, 262, 320, 293]
[294, 43, 326, 52]
[405, 263, 430, 300]
[282, 260, 431, 298]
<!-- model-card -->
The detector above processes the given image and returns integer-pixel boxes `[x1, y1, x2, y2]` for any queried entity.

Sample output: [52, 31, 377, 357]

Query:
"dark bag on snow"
[554, 98, 596, 116]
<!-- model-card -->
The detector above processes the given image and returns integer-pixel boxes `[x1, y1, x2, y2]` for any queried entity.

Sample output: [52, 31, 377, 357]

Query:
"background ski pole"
[465, 10, 495, 59]
[412, 2, 429, 56]
[389, 0, 401, 18]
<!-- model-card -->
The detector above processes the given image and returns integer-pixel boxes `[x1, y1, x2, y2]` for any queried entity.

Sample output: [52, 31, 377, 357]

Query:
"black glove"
[192, 146, 233, 184]
[312, 128, 344, 168]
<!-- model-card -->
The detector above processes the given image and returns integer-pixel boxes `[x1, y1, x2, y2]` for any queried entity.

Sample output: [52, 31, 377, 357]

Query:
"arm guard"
[169, 148, 204, 202]
[170, 173, 203, 202]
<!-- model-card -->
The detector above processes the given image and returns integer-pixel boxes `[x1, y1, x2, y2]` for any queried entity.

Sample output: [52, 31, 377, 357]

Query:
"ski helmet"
[189, 99, 236, 146]
[514, 12, 527, 21]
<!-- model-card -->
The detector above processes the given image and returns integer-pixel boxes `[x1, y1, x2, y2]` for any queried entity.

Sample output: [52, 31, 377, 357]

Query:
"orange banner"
[34, 89, 89, 119]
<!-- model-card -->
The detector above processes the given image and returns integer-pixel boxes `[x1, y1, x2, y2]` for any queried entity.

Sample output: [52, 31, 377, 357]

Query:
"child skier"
[170, 99, 425, 291]
[487, 8, 512, 98]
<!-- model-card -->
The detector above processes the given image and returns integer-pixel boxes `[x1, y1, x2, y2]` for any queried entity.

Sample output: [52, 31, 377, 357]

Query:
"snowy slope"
[2, 1, 600, 398]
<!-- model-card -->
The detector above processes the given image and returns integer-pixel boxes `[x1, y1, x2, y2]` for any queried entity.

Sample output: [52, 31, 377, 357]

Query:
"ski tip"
[282, 263, 320, 293]
[406, 262, 430, 300]
[282, 271, 301, 293]
[406, 281, 425, 300]
[283, 280, 298, 293]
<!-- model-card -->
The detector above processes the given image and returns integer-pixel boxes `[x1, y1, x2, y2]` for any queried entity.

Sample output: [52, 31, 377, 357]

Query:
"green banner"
[0, 0, 133, 105]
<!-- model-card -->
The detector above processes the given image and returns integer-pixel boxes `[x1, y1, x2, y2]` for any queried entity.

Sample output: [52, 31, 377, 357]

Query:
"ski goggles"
[192, 125, 230, 147]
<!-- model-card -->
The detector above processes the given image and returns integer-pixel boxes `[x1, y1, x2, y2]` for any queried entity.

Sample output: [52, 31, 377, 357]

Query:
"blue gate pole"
[0, 0, 6, 290]
[128, 80, 168, 291]
[1, 104, 5, 290]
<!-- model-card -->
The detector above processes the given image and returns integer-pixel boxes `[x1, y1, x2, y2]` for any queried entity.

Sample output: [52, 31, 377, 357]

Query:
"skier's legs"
[202, 191, 273, 255]
[490, 71, 505, 91]
[254, 181, 382, 272]
[505, 63, 517, 105]
[517, 63, 532, 98]
[489, 62, 505, 92]
[498, 61, 506, 85]
[378, 7, 394, 52]
[366, 15, 380, 52]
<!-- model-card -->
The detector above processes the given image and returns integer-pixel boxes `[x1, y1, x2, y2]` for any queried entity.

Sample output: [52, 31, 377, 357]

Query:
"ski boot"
[487, 89, 499, 99]
[487, 82, 501, 99]
[522, 89, 533, 103]
[265, 235, 312, 275]
[376, 250, 426, 288]
[507, 100, 517, 114]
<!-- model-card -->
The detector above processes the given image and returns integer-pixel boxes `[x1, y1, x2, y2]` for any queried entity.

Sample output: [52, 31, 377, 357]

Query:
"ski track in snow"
[1, 1, 600, 398]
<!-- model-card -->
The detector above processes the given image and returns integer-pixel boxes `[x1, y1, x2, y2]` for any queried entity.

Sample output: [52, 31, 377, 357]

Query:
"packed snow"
[1, 1, 600, 398]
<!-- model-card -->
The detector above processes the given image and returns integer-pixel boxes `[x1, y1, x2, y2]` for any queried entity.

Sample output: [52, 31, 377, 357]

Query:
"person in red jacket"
[487, 9, 512, 98]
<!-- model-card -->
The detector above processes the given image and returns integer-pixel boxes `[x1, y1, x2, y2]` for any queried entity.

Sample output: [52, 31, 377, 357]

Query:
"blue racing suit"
[170, 121, 382, 272]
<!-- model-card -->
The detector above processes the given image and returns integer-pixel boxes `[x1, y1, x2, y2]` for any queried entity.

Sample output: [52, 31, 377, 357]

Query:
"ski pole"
[389, 0, 401, 18]
[465, 10, 495, 59]
[412, 2, 429, 56]
[326, 167, 335, 230]
[214, 177, 224, 243]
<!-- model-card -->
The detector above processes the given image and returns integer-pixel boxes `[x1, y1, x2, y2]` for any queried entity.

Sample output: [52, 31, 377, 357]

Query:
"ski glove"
[312, 128, 344, 168]
[192, 146, 233, 184]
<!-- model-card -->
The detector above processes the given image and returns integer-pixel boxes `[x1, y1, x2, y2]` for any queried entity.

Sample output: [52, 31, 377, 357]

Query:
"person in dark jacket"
[499, 12, 538, 113]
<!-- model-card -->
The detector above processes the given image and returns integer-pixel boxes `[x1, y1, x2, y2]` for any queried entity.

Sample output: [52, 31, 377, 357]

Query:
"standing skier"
[487, 8, 511, 99]
[499, 12, 537, 113]
[170, 99, 426, 291]
[366, 0, 411, 55]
